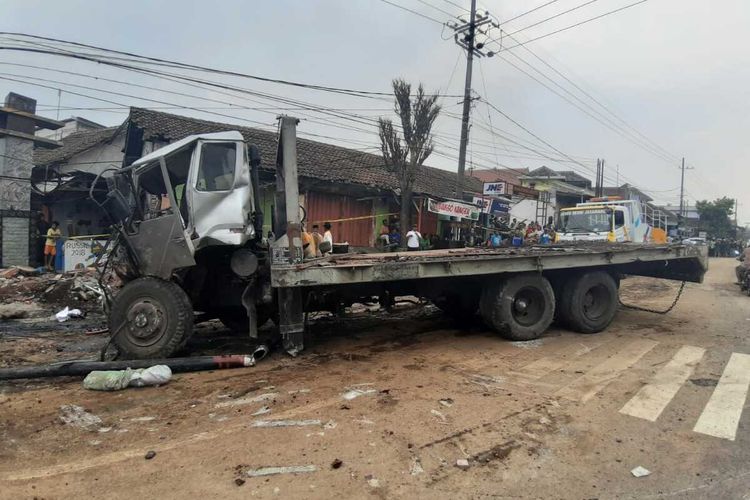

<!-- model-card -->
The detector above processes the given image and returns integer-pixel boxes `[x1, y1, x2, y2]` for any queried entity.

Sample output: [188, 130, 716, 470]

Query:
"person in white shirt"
[405, 224, 422, 252]
[322, 222, 334, 254]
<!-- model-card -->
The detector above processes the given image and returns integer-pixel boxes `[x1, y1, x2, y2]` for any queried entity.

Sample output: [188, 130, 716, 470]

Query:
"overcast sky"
[2, 0, 747, 221]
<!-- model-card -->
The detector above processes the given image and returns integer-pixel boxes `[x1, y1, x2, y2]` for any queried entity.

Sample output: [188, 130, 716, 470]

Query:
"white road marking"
[693, 352, 750, 441]
[556, 339, 658, 403]
[619, 345, 705, 421]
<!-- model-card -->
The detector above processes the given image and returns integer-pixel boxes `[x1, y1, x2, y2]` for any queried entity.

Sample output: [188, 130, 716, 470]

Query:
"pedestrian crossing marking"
[556, 339, 658, 403]
[619, 345, 705, 421]
[693, 352, 750, 441]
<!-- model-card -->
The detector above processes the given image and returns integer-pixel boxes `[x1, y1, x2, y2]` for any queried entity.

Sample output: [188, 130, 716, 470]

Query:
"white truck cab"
[557, 198, 650, 243]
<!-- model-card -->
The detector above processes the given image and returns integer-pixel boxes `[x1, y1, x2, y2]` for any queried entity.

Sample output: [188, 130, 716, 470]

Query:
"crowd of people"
[708, 238, 743, 257]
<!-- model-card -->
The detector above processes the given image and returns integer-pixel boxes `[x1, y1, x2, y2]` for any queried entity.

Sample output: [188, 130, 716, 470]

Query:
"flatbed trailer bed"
[271, 243, 708, 288]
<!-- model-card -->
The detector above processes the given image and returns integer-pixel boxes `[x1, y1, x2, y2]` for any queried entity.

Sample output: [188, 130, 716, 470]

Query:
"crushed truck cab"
[97, 118, 707, 360]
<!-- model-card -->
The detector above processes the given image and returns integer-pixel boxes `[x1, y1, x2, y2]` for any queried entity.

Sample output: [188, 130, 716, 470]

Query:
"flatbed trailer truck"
[95, 117, 708, 359]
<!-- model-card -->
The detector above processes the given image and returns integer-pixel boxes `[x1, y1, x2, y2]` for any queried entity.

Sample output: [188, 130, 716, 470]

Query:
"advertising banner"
[427, 198, 480, 221]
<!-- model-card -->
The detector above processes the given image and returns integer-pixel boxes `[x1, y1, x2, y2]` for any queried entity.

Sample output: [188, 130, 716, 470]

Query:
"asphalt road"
[1, 258, 748, 499]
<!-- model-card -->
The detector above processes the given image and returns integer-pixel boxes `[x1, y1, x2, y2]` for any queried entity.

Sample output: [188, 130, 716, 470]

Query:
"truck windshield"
[560, 209, 613, 233]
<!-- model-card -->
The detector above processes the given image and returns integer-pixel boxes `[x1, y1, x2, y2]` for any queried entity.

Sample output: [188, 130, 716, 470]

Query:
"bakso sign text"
[427, 198, 480, 221]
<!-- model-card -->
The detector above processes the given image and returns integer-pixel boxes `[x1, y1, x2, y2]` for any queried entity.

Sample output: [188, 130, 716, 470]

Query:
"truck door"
[613, 209, 628, 242]
[187, 140, 251, 246]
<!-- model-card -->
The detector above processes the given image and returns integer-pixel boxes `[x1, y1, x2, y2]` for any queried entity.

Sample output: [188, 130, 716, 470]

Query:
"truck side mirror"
[248, 145, 261, 167]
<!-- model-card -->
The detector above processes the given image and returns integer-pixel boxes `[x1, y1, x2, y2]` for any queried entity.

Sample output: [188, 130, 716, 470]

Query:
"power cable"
[505, 0, 600, 37]
[377, 0, 446, 24]
[499, 0, 650, 51]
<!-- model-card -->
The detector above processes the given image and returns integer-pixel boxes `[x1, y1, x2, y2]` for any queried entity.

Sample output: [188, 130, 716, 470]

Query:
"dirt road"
[1, 258, 749, 499]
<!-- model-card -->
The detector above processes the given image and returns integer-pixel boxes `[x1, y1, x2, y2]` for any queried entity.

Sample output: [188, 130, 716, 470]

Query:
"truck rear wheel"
[558, 271, 618, 333]
[480, 274, 555, 341]
[109, 277, 193, 359]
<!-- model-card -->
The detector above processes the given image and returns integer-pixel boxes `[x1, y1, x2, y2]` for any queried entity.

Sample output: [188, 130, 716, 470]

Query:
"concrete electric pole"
[450, 1, 493, 199]
[677, 157, 694, 232]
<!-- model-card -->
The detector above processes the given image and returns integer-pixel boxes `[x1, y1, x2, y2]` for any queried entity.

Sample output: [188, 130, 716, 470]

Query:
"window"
[197, 143, 236, 191]
[614, 210, 625, 227]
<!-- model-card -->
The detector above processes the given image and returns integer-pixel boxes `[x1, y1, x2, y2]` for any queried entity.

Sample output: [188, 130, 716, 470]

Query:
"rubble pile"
[0, 266, 111, 311]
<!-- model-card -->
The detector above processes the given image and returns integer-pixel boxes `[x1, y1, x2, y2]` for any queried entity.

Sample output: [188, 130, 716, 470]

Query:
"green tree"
[378, 79, 441, 248]
[695, 197, 735, 238]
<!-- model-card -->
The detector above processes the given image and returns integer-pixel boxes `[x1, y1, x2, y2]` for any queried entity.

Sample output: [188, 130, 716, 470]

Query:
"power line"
[415, 0, 459, 18]
[497, 0, 561, 27]
[505, 0, 599, 37]
[0, 32, 463, 98]
[499, 0, 651, 52]
[377, 0, 446, 24]
[490, 33, 680, 164]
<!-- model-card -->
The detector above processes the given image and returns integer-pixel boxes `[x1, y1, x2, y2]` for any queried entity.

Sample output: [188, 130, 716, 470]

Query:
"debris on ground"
[54, 306, 85, 322]
[409, 457, 424, 476]
[251, 419, 322, 428]
[341, 386, 377, 400]
[58, 404, 102, 430]
[215, 392, 278, 408]
[456, 458, 470, 470]
[145, 450, 157, 460]
[331, 458, 343, 469]
[245, 465, 317, 477]
[83, 365, 172, 391]
[431, 409, 447, 422]
[0, 303, 40, 319]
[234, 478, 245, 486]
[439, 398, 454, 407]
[250, 405, 272, 416]
[631, 466, 651, 477]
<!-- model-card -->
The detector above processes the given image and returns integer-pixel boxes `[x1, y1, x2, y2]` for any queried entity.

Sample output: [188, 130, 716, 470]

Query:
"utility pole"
[451, 2, 493, 199]
[677, 157, 693, 232]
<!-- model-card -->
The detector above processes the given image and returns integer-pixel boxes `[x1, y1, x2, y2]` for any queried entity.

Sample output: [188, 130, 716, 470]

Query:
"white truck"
[557, 198, 667, 243]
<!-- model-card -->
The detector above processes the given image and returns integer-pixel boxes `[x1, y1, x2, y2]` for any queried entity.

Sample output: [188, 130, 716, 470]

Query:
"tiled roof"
[128, 107, 482, 199]
[33, 125, 123, 166]
[470, 167, 529, 185]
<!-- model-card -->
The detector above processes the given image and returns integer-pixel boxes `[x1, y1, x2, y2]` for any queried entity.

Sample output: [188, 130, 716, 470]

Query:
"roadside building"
[0, 92, 63, 267]
[36, 116, 105, 141]
[32, 107, 484, 251]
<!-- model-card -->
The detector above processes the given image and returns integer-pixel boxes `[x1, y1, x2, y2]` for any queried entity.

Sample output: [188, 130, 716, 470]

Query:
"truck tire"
[480, 274, 555, 341]
[558, 271, 618, 334]
[109, 277, 193, 359]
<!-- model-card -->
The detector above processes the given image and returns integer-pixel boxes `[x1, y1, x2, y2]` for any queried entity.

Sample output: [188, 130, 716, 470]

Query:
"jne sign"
[483, 181, 507, 195]
[427, 198, 480, 221]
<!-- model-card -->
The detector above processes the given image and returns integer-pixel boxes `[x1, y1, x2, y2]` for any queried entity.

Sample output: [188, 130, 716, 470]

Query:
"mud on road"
[1, 258, 749, 499]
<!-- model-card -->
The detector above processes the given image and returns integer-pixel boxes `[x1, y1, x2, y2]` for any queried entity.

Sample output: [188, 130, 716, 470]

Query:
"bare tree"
[378, 79, 441, 248]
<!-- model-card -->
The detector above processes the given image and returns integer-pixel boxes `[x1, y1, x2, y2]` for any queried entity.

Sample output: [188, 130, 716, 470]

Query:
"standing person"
[311, 224, 323, 257]
[405, 224, 422, 252]
[44, 221, 62, 271]
[300, 224, 317, 260]
[321, 222, 334, 255]
[378, 219, 390, 248]
[34, 213, 49, 267]
[389, 227, 401, 251]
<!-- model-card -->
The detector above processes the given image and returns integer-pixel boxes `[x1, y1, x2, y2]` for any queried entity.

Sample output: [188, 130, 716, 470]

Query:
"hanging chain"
[618, 281, 687, 315]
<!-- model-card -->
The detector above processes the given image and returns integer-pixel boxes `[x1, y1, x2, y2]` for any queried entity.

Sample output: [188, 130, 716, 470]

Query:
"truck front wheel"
[480, 274, 555, 341]
[109, 277, 193, 359]
[558, 271, 618, 334]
